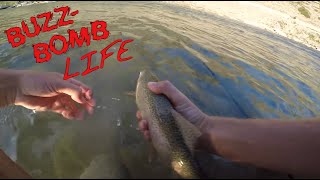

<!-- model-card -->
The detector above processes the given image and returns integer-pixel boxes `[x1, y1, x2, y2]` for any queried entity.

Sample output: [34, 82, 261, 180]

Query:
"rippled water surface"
[0, 1, 319, 178]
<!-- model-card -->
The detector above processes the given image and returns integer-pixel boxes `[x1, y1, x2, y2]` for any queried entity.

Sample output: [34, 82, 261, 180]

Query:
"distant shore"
[0, 1, 52, 10]
[1, 1, 320, 52]
[165, 1, 320, 52]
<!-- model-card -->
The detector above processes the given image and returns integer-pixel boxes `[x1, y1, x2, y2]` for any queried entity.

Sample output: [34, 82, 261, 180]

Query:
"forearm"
[0, 69, 20, 108]
[199, 116, 320, 177]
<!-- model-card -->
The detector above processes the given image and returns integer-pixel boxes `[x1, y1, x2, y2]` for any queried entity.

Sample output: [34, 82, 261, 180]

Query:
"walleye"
[135, 70, 203, 179]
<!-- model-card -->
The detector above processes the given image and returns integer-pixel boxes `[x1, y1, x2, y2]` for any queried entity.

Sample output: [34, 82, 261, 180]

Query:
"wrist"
[0, 69, 22, 107]
[195, 115, 239, 155]
[193, 114, 217, 153]
[195, 113, 214, 133]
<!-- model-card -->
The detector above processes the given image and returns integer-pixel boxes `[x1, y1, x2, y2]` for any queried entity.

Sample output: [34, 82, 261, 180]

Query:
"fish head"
[136, 69, 159, 101]
[138, 70, 159, 85]
[136, 70, 158, 97]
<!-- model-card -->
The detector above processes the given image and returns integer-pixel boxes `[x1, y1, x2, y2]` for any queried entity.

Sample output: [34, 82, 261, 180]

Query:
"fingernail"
[86, 91, 91, 100]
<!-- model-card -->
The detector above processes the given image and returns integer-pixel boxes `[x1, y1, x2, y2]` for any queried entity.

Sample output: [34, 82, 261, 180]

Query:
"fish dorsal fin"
[171, 110, 201, 155]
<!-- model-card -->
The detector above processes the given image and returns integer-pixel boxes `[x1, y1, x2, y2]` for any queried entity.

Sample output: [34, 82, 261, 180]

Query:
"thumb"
[53, 80, 86, 104]
[147, 80, 190, 108]
[147, 80, 207, 128]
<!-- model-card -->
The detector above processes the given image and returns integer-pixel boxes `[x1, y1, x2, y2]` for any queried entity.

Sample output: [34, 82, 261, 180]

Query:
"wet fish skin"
[135, 70, 203, 179]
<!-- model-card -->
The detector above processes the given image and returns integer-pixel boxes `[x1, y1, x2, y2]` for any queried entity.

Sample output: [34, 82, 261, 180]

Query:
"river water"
[0, 1, 319, 179]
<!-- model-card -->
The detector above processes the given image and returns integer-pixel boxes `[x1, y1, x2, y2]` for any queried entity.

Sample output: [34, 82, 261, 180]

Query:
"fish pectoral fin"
[171, 110, 202, 154]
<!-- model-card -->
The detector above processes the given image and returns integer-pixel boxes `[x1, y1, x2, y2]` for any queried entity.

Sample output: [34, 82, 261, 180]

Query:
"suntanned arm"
[197, 116, 320, 177]
[137, 80, 320, 178]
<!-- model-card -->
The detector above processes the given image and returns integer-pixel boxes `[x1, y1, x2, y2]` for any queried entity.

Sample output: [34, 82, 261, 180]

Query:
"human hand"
[136, 80, 208, 140]
[14, 70, 96, 120]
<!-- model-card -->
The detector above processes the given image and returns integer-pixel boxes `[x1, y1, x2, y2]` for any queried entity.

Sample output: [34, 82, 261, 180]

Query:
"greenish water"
[0, 1, 319, 178]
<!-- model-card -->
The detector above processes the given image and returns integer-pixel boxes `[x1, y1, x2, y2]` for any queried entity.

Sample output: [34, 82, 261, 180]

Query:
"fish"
[134, 70, 292, 179]
[135, 70, 203, 179]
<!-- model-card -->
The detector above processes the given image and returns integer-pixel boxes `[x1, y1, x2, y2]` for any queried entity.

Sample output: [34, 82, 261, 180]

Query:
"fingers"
[61, 111, 77, 120]
[143, 131, 151, 141]
[84, 89, 96, 107]
[136, 111, 150, 140]
[147, 80, 207, 129]
[139, 120, 150, 141]
[54, 80, 86, 104]
[147, 80, 189, 107]
[138, 120, 149, 131]
[54, 80, 95, 110]
[51, 79, 95, 116]
[61, 109, 84, 120]
[67, 78, 90, 92]
[53, 95, 85, 120]
[136, 111, 148, 130]
[17, 71, 95, 120]
[136, 111, 142, 120]
[19, 94, 85, 120]
[84, 103, 94, 115]
[48, 73, 96, 107]
[67, 78, 96, 107]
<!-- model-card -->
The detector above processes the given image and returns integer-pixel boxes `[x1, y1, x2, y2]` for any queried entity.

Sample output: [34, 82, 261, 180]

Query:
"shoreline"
[0, 1, 52, 9]
[164, 1, 320, 52]
[2, 1, 320, 52]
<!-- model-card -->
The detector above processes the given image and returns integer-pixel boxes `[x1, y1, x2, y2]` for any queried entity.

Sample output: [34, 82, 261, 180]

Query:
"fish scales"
[136, 70, 202, 179]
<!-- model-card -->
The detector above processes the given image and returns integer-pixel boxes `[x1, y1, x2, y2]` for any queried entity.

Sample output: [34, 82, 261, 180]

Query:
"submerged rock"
[80, 154, 130, 179]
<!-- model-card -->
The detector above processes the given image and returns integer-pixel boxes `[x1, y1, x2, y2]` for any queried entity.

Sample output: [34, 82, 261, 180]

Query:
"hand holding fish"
[136, 78, 320, 178]
[136, 80, 209, 141]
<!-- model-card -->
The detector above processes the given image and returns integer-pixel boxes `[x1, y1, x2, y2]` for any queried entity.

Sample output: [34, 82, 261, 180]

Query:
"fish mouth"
[137, 70, 145, 88]
[139, 70, 145, 78]
[138, 70, 146, 81]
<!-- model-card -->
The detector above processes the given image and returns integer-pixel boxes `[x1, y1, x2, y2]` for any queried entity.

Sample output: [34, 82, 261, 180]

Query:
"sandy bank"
[165, 1, 320, 52]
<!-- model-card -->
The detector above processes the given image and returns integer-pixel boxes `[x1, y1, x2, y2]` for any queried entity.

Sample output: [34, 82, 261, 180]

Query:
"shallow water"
[0, 1, 319, 178]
